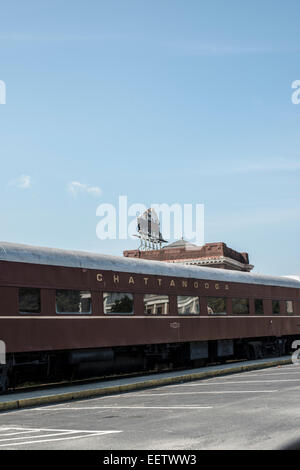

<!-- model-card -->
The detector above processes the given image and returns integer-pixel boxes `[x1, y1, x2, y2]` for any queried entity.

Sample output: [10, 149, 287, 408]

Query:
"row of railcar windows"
[17, 288, 295, 316]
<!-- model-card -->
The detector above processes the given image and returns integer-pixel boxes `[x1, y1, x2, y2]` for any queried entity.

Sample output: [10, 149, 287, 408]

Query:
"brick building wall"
[123, 240, 253, 272]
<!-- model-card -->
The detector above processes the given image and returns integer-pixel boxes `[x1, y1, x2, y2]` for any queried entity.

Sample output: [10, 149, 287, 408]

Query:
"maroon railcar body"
[0, 242, 299, 390]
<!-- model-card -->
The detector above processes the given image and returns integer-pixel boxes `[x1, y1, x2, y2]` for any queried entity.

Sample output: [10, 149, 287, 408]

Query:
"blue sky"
[0, 0, 299, 276]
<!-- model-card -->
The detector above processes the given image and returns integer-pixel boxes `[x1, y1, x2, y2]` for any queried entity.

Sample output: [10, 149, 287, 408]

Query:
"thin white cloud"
[9, 174, 32, 189]
[0, 33, 124, 42]
[165, 40, 300, 56]
[232, 159, 300, 174]
[208, 207, 300, 230]
[68, 181, 102, 197]
[191, 159, 300, 176]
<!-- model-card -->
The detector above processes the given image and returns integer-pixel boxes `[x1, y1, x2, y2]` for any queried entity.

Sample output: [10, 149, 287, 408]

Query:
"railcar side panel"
[1, 316, 300, 354]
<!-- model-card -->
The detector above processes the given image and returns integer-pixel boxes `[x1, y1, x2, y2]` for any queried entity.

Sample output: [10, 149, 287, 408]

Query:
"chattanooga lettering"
[96, 272, 230, 291]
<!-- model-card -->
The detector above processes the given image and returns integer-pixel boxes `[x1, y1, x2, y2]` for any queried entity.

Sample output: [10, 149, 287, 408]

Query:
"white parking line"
[0, 427, 121, 447]
[148, 366, 300, 393]
[43, 405, 213, 410]
[0, 429, 42, 437]
[229, 372, 300, 377]
[132, 390, 278, 395]
[0, 426, 121, 434]
[169, 379, 300, 386]
[45, 389, 277, 401]
[0, 427, 19, 431]
[0, 431, 80, 442]
[0, 431, 120, 447]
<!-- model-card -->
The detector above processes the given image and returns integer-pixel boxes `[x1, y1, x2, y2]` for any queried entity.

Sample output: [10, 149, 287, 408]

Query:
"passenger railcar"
[0, 242, 299, 391]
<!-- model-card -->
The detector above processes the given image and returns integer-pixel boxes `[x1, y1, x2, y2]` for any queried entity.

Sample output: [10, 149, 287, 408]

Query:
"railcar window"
[18, 288, 41, 314]
[177, 296, 200, 315]
[286, 301, 294, 314]
[232, 298, 249, 315]
[254, 299, 264, 315]
[56, 290, 92, 314]
[144, 294, 169, 315]
[103, 292, 134, 315]
[272, 300, 280, 315]
[207, 297, 227, 315]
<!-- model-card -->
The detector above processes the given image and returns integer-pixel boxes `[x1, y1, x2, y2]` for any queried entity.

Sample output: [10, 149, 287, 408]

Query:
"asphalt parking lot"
[1, 363, 300, 450]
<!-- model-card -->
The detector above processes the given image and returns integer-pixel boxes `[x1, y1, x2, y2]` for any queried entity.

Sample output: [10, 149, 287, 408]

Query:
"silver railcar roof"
[0, 241, 299, 289]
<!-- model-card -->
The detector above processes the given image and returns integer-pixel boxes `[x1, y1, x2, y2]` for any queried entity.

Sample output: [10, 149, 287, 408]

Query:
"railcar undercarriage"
[1, 334, 298, 393]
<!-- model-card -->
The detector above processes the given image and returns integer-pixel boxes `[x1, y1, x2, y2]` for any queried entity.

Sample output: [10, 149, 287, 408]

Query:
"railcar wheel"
[246, 344, 255, 360]
[0, 367, 9, 393]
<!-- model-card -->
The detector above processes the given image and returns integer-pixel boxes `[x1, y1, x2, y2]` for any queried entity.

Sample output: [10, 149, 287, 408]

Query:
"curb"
[0, 357, 292, 412]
